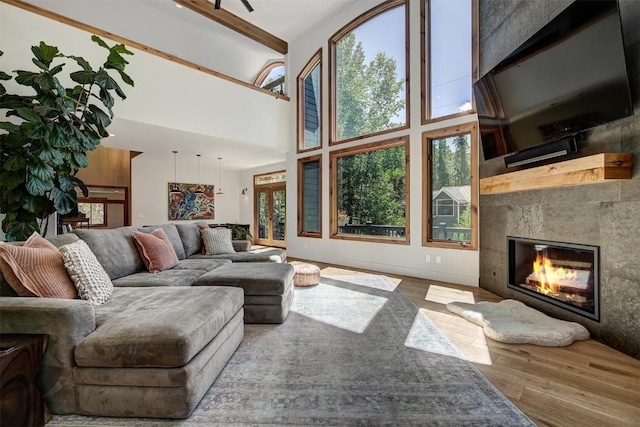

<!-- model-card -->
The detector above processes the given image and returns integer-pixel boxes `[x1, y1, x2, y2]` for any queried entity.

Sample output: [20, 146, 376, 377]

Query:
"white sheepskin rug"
[446, 299, 590, 346]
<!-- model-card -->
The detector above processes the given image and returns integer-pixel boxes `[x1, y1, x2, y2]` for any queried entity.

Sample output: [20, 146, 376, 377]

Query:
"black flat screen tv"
[474, 0, 633, 167]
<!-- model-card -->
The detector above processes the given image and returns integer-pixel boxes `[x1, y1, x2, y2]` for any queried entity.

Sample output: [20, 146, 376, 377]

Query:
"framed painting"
[168, 183, 215, 220]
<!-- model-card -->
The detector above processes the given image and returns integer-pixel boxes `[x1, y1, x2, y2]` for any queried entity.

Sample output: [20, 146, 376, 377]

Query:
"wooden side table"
[0, 334, 50, 426]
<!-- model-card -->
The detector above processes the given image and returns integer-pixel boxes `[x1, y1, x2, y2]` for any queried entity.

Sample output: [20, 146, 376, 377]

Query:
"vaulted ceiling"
[3, 0, 363, 170]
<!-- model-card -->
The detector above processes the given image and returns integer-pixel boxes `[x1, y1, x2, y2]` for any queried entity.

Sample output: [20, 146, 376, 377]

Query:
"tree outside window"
[331, 137, 409, 244]
[331, 1, 408, 144]
[423, 123, 477, 249]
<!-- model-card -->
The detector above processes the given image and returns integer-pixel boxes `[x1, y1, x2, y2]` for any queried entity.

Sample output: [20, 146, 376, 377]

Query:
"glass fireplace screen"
[508, 237, 599, 321]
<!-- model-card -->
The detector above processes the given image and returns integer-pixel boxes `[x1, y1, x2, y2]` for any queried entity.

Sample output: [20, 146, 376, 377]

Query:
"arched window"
[297, 49, 322, 152]
[254, 61, 286, 95]
[329, 0, 408, 145]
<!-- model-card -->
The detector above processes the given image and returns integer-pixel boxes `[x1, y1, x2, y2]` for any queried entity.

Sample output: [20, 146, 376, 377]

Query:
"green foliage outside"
[431, 134, 471, 228]
[0, 36, 134, 241]
[335, 33, 405, 141]
[337, 145, 405, 227]
[335, 31, 406, 229]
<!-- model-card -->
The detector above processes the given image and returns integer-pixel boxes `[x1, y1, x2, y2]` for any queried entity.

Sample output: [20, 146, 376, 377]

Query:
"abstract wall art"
[168, 183, 215, 220]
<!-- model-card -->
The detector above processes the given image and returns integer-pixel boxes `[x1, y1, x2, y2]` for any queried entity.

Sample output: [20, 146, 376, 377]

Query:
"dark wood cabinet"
[0, 334, 49, 426]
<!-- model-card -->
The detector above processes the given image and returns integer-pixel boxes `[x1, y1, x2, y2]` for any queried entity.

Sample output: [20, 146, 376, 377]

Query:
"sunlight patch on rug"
[425, 284, 476, 305]
[323, 274, 398, 291]
[405, 310, 465, 359]
[291, 283, 388, 333]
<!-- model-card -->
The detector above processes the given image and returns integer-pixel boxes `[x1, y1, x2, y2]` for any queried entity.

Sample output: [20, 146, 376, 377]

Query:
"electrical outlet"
[425, 255, 431, 263]
[436, 256, 442, 264]
[138, 213, 144, 218]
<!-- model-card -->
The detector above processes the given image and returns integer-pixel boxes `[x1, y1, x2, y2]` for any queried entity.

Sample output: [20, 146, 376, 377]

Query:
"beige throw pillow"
[60, 240, 113, 306]
[0, 232, 77, 299]
[201, 227, 236, 255]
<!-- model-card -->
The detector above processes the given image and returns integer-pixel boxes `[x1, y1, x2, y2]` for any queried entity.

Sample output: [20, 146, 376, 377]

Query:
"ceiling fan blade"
[214, 0, 221, 9]
[240, 0, 254, 12]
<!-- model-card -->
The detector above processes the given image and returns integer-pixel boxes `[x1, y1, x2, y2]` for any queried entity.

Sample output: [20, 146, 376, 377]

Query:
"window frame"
[328, 0, 410, 146]
[297, 49, 323, 153]
[435, 198, 455, 217]
[329, 135, 410, 245]
[421, 0, 478, 125]
[422, 122, 478, 250]
[77, 197, 108, 227]
[253, 61, 285, 94]
[297, 154, 323, 238]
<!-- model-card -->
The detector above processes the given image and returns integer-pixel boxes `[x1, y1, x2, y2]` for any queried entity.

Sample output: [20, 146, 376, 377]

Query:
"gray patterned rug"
[48, 277, 534, 426]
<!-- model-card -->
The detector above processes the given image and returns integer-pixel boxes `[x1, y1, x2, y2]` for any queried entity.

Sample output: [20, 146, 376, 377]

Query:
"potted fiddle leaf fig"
[0, 36, 134, 241]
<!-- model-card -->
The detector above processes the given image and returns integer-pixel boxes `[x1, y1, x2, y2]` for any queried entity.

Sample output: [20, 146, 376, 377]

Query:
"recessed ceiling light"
[175, 3, 183, 8]
[108, 133, 115, 137]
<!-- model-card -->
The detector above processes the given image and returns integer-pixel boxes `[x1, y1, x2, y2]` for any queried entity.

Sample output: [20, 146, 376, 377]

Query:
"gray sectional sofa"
[0, 223, 294, 419]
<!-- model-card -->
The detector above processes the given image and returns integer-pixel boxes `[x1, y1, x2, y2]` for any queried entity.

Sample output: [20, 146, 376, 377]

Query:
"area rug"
[47, 278, 534, 426]
[447, 299, 590, 346]
[322, 274, 398, 291]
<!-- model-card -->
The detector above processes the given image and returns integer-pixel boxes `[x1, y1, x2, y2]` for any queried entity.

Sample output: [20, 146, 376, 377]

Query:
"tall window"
[254, 61, 286, 95]
[297, 50, 322, 152]
[422, 0, 476, 123]
[298, 155, 322, 237]
[422, 122, 477, 249]
[330, 136, 409, 244]
[330, 0, 408, 144]
[78, 199, 107, 227]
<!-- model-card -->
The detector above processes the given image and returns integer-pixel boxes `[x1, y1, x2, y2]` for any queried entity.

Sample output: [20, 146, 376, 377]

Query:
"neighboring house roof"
[432, 185, 471, 204]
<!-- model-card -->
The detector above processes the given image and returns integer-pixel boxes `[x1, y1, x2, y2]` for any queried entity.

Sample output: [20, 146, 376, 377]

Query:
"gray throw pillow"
[201, 227, 236, 255]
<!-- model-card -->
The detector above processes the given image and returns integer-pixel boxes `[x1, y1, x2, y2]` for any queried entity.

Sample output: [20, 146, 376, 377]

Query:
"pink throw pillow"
[133, 229, 179, 273]
[0, 232, 77, 299]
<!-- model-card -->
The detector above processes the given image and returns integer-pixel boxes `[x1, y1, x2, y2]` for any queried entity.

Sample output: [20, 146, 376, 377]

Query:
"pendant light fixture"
[216, 157, 224, 196]
[170, 151, 181, 194]
[194, 154, 205, 194]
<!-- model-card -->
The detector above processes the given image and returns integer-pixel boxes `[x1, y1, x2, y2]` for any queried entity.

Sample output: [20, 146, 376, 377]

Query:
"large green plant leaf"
[31, 42, 60, 68]
[66, 55, 93, 71]
[0, 171, 25, 190]
[28, 162, 55, 181]
[14, 71, 38, 86]
[22, 194, 46, 214]
[3, 156, 27, 171]
[26, 175, 54, 196]
[70, 70, 96, 84]
[51, 187, 77, 214]
[5, 220, 40, 242]
[16, 108, 42, 123]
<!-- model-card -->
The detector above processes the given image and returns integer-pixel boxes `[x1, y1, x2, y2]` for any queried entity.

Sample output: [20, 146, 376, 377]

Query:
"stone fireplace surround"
[478, 0, 639, 358]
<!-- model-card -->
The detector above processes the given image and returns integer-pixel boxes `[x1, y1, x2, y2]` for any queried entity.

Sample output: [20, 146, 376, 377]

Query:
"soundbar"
[504, 136, 578, 168]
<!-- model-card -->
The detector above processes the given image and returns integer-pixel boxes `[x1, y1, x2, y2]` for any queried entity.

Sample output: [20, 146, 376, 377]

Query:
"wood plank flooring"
[291, 259, 640, 427]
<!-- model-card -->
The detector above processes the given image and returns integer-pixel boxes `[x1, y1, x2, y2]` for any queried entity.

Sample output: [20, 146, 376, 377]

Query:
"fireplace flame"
[531, 253, 578, 294]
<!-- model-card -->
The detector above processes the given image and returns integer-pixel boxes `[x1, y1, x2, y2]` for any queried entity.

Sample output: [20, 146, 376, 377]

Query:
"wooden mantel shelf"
[480, 153, 632, 195]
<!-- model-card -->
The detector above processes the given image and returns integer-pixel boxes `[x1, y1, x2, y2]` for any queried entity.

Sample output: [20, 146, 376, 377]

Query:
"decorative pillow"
[201, 227, 236, 255]
[133, 229, 179, 273]
[196, 222, 209, 254]
[60, 240, 113, 306]
[0, 232, 77, 299]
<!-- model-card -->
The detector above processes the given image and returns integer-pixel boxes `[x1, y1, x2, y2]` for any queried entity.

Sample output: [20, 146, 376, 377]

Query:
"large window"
[329, 0, 408, 144]
[330, 136, 409, 244]
[297, 50, 322, 152]
[298, 155, 322, 237]
[422, 0, 476, 123]
[422, 122, 477, 249]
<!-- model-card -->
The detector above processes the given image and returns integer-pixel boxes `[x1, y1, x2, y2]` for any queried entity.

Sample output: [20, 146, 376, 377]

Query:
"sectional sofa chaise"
[0, 223, 294, 419]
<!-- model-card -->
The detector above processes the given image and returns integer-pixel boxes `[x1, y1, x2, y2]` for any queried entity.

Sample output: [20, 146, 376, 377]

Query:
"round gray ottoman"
[293, 263, 321, 287]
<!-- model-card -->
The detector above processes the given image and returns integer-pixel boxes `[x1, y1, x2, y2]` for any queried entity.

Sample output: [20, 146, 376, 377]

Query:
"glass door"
[254, 171, 286, 248]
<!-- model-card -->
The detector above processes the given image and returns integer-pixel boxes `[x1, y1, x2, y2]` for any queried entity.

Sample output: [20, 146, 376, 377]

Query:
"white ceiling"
[15, 0, 356, 170]
[24, 0, 355, 83]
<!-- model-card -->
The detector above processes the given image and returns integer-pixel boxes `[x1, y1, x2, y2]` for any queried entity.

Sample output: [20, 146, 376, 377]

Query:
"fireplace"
[508, 237, 600, 321]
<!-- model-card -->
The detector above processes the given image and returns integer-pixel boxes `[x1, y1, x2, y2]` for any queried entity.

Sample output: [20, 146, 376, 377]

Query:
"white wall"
[286, 0, 480, 286]
[131, 151, 240, 227]
[0, 3, 289, 152]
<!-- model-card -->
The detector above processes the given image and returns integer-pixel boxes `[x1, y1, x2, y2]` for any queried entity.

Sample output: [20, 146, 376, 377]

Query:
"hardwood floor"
[291, 259, 640, 427]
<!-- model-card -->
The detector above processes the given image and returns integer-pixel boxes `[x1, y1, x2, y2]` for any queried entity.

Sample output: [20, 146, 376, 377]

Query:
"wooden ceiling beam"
[174, 0, 288, 55]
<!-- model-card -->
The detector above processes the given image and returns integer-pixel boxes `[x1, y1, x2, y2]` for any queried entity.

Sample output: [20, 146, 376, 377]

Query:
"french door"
[254, 182, 286, 248]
